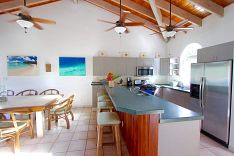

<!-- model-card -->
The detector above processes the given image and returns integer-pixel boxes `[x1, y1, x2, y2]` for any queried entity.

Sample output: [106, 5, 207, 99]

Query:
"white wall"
[0, 0, 166, 107]
[167, 3, 234, 58]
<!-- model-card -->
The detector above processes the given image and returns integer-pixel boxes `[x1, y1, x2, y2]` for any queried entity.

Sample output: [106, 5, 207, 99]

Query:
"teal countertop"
[105, 85, 203, 123]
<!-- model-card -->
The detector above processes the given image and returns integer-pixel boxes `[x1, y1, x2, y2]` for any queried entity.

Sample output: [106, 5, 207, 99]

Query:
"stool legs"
[114, 125, 121, 156]
[97, 125, 104, 156]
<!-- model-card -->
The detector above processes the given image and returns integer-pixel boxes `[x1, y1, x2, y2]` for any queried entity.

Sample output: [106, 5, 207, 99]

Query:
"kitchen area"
[91, 41, 234, 155]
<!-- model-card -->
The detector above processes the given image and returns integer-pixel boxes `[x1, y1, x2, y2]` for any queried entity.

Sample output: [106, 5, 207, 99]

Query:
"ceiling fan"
[6, 0, 56, 33]
[98, 0, 144, 34]
[151, 0, 193, 38]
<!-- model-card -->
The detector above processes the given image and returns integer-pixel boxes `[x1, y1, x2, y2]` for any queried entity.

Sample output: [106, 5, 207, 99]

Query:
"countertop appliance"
[134, 79, 145, 86]
[140, 84, 156, 95]
[127, 77, 132, 86]
[136, 66, 154, 76]
[189, 61, 232, 146]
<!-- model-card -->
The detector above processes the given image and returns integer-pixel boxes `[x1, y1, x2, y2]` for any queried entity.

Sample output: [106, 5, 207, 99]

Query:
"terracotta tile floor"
[0, 107, 234, 156]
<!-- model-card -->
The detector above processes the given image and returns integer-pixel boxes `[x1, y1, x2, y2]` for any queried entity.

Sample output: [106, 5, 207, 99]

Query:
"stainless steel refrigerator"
[189, 61, 232, 145]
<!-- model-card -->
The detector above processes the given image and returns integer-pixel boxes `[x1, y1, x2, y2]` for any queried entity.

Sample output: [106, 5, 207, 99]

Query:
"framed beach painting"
[7, 56, 39, 76]
[59, 57, 86, 76]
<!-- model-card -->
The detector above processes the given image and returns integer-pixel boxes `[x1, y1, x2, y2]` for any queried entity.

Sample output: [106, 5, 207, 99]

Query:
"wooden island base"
[118, 112, 160, 156]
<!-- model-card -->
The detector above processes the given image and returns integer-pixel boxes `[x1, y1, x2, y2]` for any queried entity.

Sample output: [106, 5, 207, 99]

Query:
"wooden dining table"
[0, 95, 61, 138]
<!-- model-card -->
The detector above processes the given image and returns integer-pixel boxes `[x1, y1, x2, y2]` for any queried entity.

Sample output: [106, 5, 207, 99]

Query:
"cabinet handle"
[121, 121, 124, 127]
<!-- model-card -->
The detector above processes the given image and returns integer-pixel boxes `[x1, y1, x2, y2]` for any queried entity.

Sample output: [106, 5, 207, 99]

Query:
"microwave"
[136, 66, 154, 76]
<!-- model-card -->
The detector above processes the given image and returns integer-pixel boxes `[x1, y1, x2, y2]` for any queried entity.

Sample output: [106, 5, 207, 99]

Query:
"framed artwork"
[59, 57, 86, 76]
[7, 56, 38, 76]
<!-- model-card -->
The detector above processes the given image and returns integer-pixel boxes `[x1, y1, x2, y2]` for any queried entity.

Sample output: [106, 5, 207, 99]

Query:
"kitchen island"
[104, 85, 203, 156]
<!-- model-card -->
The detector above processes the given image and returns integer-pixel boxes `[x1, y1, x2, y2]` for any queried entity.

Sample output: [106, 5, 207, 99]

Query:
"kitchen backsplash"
[93, 75, 169, 85]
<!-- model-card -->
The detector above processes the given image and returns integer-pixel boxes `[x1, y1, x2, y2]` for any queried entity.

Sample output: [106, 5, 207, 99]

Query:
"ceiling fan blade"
[174, 19, 189, 28]
[97, 19, 115, 24]
[32, 22, 43, 30]
[105, 26, 116, 32]
[174, 27, 193, 31]
[32, 17, 56, 25]
[125, 22, 144, 26]
[8, 19, 18, 23]
[150, 30, 166, 35]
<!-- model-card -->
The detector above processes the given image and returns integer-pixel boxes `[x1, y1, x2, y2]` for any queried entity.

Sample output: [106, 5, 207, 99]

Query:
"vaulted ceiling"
[0, 0, 234, 40]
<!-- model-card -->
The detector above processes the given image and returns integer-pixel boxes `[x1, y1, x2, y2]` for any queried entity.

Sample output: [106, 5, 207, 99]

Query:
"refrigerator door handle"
[199, 77, 203, 108]
[202, 77, 206, 107]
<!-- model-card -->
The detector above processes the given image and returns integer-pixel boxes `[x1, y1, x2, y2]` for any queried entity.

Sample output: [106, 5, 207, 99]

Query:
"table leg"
[36, 111, 45, 138]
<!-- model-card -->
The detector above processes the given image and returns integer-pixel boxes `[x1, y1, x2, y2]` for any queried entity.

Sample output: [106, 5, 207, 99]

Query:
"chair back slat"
[0, 90, 15, 96]
[39, 89, 60, 95]
[16, 90, 38, 96]
[54, 97, 70, 113]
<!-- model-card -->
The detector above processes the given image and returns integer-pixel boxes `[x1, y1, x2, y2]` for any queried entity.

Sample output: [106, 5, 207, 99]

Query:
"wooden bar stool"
[97, 95, 111, 102]
[97, 101, 114, 112]
[97, 92, 107, 97]
[97, 112, 121, 156]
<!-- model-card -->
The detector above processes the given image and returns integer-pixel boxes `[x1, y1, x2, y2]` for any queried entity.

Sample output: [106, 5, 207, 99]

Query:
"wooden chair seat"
[0, 113, 33, 153]
[97, 112, 121, 126]
[0, 122, 28, 134]
[97, 112, 121, 156]
[97, 101, 113, 109]
[98, 96, 111, 102]
[97, 92, 107, 97]
[48, 95, 75, 130]
[97, 101, 113, 112]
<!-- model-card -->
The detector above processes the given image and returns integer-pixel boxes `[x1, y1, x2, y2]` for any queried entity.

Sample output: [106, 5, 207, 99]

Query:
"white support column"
[36, 111, 45, 138]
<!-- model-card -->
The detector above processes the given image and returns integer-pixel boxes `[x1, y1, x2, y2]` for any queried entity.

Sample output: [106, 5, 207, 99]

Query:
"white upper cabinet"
[197, 42, 234, 63]
[159, 58, 170, 75]
[93, 57, 171, 76]
[125, 58, 137, 76]
[93, 57, 105, 76]
[137, 58, 154, 67]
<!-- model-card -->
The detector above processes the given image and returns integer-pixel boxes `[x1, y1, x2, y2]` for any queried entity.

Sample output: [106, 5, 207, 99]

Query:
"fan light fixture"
[16, 20, 34, 29]
[114, 26, 126, 34]
[166, 31, 176, 38]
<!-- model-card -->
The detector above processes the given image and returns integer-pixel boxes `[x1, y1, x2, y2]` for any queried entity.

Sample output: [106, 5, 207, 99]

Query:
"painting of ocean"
[7, 56, 38, 76]
[59, 57, 86, 76]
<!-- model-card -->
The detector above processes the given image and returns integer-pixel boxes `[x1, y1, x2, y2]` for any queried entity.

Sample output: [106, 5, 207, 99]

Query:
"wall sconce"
[139, 52, 146, 58]
[155, 52, 161, 58]
[46, 64, 52, 72]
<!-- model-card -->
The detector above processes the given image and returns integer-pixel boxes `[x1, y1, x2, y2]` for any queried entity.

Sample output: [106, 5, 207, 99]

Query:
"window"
[180, 43, 202, 88]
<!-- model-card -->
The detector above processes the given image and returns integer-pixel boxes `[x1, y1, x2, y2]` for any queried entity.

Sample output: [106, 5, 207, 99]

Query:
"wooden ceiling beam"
[162, 16, 176, 25]
[154, 0, 202, 26]
[0, 0, 23, 11]
[0, 0, 13, 3]
[189, 0, 224, 16]
[111, 0, 155, 21]
[149, 0, 167, 41]
[85, 0, 160, 33]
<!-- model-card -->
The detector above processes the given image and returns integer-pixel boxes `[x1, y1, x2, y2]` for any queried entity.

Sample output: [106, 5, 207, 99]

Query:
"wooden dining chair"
[0, 90, 14, 96]
[0, 90, 15, 120]
[39, 89, 60, 95]
[15, 89, 38, 96]
[7, 90, 15, 96]
[0, 112, 34, 153]
[48, 95, 75, 130]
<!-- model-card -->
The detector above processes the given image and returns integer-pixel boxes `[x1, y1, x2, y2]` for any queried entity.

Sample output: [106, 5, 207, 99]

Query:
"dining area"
[0, 88, 76, 155]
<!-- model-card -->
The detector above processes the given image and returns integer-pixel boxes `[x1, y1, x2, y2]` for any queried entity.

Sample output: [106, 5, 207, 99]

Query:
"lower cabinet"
[92, 85, 104, 107]
[156, 88, 190, 109]
[118, 112, 159, 156]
